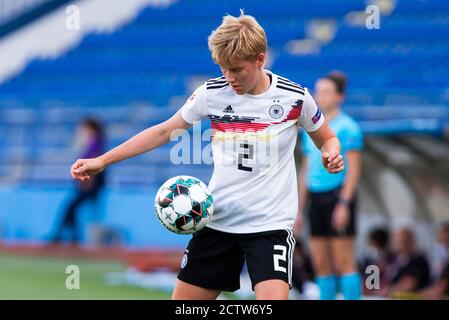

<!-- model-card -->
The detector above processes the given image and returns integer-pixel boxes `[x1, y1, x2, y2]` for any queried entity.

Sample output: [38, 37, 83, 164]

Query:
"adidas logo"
[223, 105, 235, 113]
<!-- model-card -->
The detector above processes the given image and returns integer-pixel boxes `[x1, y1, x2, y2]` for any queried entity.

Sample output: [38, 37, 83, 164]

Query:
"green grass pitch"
[0, 253, 171, 300]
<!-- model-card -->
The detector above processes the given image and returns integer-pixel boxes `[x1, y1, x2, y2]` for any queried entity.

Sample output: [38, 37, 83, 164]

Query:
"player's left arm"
[307, 120, 344, 174]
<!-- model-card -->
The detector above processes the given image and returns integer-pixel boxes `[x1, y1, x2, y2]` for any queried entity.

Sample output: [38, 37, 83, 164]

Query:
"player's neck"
[247, 71, 271, 95]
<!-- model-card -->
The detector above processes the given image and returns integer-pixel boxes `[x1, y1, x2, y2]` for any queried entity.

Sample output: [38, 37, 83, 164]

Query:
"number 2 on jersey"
[237, 143, 254, 172]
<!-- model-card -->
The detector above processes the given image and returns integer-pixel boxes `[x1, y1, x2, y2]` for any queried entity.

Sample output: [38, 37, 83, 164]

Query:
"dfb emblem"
[181, 252, 188, 269]
[269, 104, 284, 119]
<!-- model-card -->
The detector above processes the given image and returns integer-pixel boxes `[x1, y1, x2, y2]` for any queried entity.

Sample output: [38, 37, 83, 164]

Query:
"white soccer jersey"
[180, 70, 324, 233]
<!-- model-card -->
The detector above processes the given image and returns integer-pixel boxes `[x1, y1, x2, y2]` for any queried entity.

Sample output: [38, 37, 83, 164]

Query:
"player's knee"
[256, 291, 288, 300]
[254, 280, 289, 300]
[171, 286, 188, 300]
[172, 280, 220, 300]
[172, 290, 218, 300]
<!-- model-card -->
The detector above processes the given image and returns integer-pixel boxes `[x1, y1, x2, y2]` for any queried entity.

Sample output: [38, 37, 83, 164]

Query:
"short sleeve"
[180, 84, 207, 124]
[298, 88, 324, 132]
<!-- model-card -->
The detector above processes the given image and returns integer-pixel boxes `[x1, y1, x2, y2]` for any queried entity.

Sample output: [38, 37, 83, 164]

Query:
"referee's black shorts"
[308, 187, 357, 237]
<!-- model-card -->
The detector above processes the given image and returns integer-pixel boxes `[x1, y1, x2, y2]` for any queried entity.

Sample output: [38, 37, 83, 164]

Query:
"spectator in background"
[295, 71, 364, 300]
[420, 261, 449, 300]
[360, 226, 394, 296]
[291, 238, 315, 295]
[381, 227, 431, 298]
[50, 118, 106, 245]
[431, 222, 449, 280]
[419, 222, 449, 300]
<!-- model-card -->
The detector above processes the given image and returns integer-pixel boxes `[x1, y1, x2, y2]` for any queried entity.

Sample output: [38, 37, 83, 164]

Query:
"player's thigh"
[254, 279, 289, 300]
[177, 227, 244, 293]
[309, 237, 333, 275]
[242, 229, 295, 292]
[329, 237, 357, 274]
[172, 279, 221, 300]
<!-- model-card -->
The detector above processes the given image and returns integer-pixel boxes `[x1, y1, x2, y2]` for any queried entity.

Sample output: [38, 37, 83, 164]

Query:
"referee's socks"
[340, 272, 362, 300]
[316, 274, 337, 300]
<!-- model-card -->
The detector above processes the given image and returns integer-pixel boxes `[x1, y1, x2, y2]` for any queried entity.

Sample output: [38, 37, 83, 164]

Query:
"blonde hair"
[208, 10, 267, 68]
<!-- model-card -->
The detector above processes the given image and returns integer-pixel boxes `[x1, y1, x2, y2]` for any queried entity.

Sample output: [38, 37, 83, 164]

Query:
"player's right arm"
[71, 109, 192, 181]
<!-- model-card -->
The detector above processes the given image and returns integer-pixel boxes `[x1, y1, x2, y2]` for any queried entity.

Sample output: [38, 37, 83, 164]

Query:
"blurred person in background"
[360, 226, 394, 296]
[50, 118, 106, 245]
[294, 71, 364, 300]
[291, 238, 315, 296]
[431, 222, 449, 280]
[381, 227, 431, 298]
[419, 260, 449, 300]
[418, 222, 449, 299]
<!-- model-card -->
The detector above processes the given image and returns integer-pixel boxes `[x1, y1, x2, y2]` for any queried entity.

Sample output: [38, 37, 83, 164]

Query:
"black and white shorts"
[177, 227, 296, 292]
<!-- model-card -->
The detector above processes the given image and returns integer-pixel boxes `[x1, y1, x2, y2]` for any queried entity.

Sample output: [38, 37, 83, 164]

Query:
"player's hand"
[332, 202, 349, 232]
[322, 151, 344, 174]
[70, 157, 105, 181]
[293, 211, 303, 237]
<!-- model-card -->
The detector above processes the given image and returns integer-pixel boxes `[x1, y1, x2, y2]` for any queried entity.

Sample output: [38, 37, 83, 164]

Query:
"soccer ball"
[154, 175, 214, 234]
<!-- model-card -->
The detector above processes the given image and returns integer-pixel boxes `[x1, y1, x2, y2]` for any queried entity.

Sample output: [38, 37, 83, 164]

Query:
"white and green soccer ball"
[155, 176, 214, 234]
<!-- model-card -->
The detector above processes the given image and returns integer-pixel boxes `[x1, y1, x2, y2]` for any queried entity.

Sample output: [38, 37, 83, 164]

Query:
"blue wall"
[0, 185, 190, 248]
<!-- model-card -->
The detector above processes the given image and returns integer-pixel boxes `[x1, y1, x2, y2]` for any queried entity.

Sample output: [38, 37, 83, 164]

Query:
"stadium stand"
[0, 0, 448, 247]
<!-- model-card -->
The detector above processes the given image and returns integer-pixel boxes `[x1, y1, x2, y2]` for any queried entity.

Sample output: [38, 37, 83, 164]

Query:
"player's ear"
[255, 52, 265, 68]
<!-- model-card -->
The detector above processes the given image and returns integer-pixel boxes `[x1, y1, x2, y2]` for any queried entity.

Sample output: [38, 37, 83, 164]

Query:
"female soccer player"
[70, 12, 344, 300]
[295, 72, 364, 300]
